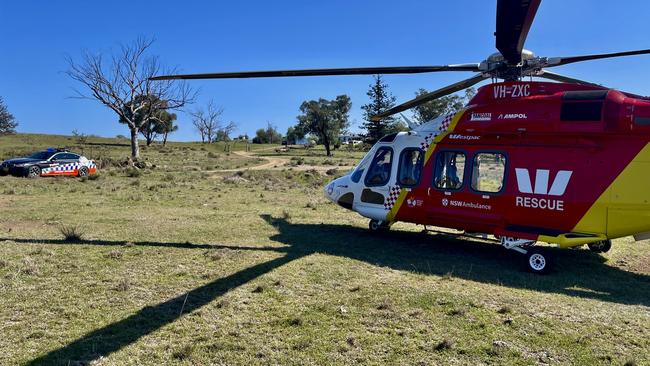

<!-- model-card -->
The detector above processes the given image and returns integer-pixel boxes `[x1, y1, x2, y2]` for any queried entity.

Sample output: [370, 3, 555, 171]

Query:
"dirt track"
[209, 150, 343, 174]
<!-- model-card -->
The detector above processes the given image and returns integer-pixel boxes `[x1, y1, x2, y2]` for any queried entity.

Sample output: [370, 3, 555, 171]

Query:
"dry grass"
[0, 133, 649, 365]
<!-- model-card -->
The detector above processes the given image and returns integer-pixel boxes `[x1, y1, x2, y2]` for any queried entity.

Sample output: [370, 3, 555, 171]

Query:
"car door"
[50, 153, 79, 175]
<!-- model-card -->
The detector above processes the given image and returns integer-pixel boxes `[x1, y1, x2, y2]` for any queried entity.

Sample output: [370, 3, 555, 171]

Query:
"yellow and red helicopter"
[153, 0, 650, 273]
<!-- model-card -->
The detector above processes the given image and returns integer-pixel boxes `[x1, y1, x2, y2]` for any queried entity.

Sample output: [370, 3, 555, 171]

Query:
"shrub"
[435, 339, 455, 351]
[59, 225, 84, 243]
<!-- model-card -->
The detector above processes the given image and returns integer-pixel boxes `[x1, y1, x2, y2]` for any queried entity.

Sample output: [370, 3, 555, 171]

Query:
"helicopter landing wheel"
[587, 240, 612, 253]
[368, 219, 390, 232]
[525, 249, 552, 275]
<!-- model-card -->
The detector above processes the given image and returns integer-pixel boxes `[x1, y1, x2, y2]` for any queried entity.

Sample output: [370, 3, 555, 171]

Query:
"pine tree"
[361, 75, 398, 144]
[0, 97, 18, 134]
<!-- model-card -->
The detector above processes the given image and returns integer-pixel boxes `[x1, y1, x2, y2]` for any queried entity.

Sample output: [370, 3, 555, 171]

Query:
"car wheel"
[27, 166, 41, 178]
[78, 166, 89, 177]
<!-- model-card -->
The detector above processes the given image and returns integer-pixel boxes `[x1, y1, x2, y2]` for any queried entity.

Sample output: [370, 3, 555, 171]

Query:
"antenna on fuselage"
[400, 113, 419, 130]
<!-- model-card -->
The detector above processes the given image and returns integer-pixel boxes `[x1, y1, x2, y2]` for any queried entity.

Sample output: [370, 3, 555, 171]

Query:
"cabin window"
[560, 102, 603, 121]
[364, 147, 393, 186]
[433, 151, 465, 190]
[471, 153, 506, 193]
[397, 148, 423, 187]
[634, 116, 650, 126]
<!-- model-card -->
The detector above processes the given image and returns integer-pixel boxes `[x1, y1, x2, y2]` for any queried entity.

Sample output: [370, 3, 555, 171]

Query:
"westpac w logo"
[514, 169, 572, 196]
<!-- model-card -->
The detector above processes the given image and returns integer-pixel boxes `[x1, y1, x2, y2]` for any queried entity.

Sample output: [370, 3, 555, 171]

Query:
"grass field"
[1, 133, 649, 365]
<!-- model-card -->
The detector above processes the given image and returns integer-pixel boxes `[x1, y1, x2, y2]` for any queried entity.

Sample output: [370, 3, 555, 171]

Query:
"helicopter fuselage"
[325, 81, 650, 249]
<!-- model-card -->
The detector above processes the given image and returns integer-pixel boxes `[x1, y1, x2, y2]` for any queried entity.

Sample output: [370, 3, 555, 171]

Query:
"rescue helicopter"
[153, 0, 650, 273]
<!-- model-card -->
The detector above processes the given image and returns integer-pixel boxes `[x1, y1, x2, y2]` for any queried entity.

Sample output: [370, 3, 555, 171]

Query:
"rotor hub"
[487, 49, 535, 64]
[482, 49, 538, 80]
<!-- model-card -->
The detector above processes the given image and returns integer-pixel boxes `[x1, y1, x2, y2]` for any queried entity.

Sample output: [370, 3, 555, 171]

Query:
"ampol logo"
[514, 168, 573, 211]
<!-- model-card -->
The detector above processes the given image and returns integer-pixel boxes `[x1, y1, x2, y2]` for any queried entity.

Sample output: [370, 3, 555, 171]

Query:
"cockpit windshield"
[350, 149, 374, 183]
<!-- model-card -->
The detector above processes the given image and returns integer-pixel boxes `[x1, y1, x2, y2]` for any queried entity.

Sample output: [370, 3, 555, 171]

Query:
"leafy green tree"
[252, 122, 282, 144]
[0, 97, 18, 134]
[412, 88, 476, 124]
[119, 95, 177, 146]
[253, 129, 266, 144]
[296, 95, 351, 156]
[361, 75, 399, 144]
[157, 112, 178, 146]
[286, 126, 306, 145]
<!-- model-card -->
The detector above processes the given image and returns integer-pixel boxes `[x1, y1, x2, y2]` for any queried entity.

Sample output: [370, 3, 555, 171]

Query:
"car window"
[52, 153, 79, 161]
[397, 148, 423, 187]
[29, 151, 56, 160]
[433, 151, 466, 190]
[364, 147, 393, 187]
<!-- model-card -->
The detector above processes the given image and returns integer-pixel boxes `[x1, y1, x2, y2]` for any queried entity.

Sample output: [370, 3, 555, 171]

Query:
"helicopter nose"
[324, 180, 338, 203]
[325, 175, 354, 208]
[324, 175, 351, 204]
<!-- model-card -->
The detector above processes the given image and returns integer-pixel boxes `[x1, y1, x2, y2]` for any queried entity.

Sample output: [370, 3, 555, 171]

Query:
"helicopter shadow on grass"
[16, 215, 650, 365]
[263, 215, 650, 307]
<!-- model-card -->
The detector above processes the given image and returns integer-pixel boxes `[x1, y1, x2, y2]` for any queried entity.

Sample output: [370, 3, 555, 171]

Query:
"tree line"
[279, 75, 475, 156]
[61, 38, 475, 160]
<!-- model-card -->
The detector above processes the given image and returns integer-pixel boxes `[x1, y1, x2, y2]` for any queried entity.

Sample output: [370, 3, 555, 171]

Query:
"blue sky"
[1, 0, 649, 141]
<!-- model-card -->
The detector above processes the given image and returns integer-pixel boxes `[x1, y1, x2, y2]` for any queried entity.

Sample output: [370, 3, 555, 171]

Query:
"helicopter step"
[419, 226, 501, 243]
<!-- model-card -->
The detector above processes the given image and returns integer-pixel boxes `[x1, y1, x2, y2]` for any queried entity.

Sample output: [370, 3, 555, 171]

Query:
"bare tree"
[216, 121, 237, 142]
[191, 100, 223, 143]
[66, 37, 195, 159]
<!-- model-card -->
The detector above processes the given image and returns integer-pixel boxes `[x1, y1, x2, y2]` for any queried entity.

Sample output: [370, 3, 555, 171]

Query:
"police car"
[0, 148, 97, 178]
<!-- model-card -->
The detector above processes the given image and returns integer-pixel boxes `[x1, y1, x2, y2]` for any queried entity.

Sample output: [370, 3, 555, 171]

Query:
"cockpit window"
[397, 148, 423, 187]
[351, 151, 373, 183]
[433, 151, 465, 190]
[364, 147, 393, 187]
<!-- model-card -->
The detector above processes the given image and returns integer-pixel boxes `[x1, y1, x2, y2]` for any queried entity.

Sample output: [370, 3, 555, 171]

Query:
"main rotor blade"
[547, 48, 650, 67]
[537, 70, 603, 87]
[150, 65, 480, 80]
[495, 0, 542, 65]
[370, 74, 487, 122]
